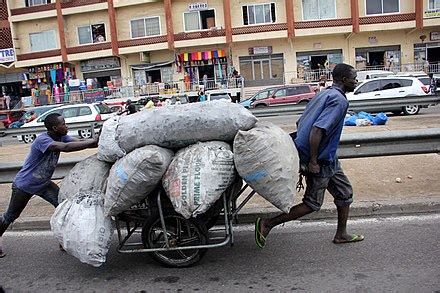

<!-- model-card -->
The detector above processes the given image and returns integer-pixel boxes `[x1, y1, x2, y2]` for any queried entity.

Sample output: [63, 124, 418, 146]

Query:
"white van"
[356, 70, 395, 82]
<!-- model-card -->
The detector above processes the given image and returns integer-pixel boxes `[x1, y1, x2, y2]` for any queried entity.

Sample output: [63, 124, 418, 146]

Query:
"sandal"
[255, 218, 267, 249]
[333, 234, 365, 244]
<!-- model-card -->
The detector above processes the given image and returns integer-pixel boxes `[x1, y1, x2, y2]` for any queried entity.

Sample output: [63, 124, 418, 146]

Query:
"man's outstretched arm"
[47, 138, 98, 153]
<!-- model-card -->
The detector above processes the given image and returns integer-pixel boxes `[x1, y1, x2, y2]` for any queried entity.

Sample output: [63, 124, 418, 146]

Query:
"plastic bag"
[233, 122, 298, 213]
[373, 112, 388, 125]
[50, 193, 114, 267]
[104, 145, 174, 216]
[162, 141, 236, 219]
[344, 115, 358, 126]
[58, 154, 112, 202]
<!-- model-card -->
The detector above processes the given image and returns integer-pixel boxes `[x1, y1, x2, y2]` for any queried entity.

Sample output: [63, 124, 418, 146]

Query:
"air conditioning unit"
[140, 52, 151, 63]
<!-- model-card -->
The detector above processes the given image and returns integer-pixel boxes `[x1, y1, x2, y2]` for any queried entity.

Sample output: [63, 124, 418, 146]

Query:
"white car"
[207, 92, 232, 102]
[356, 70, 395, 82]
[347, 76, 430, 115]
[20, 103, 115, 143]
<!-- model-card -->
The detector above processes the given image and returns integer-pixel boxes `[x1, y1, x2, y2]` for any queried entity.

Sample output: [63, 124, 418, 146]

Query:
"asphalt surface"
[0, 213, 439, 292]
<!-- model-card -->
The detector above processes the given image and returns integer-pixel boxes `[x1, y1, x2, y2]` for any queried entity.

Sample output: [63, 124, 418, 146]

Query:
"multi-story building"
[4, 0, 440, 98]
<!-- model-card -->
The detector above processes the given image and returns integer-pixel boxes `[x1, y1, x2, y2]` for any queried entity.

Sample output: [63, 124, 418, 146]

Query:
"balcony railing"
[355, 63, 440, 74]
[174, 29, 226, 41]
[295, 18, 352, 29]
[66, 42, 112, 55]
[118, 36, 168, 48]
[16, 49, 61, 61]
[60, 0, 107, 9]
[232, 23, 287, 35]
[359, 13, 416, 25]
[10, 3, 56, 16]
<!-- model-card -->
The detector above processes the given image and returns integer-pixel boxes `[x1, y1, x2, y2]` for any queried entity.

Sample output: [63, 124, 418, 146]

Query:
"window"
[242, 3, 276, 25]
[78, 107, 92, 116]
[184, 9, 216, 31]
[62, 108, 78, 118]
[302, 0, 336, 20]
[25, 0, 50, 7]
[37, 109, 62, 123]
[274, 89, 286, 97]
[130, 17, 161, 39]
[366, 0, 399, 15]
[253, 90, 271, 100]
[429, 0, 440, 10]
[29, 31, 57, 52]
[355, 80, 380, 94]
[380, 79, 401, 90]
[77, 24, 106, 45]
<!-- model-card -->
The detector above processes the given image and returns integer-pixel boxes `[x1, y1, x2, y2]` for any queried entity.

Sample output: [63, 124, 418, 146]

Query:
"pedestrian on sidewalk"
[255, 63, 364, 249]
[0, 113, 99, 258]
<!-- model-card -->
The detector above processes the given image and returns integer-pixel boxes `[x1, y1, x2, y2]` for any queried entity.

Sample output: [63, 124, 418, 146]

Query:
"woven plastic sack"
[233, 122, 298, 213]
[162, 141, 236, 219]
[97, 116, 126, 162]
[58, 154, 112, 202]
[115, 100, 257, 153]
[50, 193, 114, 267]
[104, 145, 174, 216]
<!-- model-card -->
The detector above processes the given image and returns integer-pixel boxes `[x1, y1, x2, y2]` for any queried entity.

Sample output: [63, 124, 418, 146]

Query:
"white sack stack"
[233, 122, 299, 213]
[97, 116, 126, 163]
[162, 141, 236, 219]
[50, 193, 114, 267]
[58, 154, 112, 202]
[104, 145, 174, 216]
[115, 100, 257, 153]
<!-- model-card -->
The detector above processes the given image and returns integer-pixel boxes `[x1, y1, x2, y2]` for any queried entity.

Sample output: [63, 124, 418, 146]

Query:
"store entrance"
[368, 51, 385, 66]
[310, 55, 327, 70]
[96, 76, 111, 88]
[198, 65, 214, 80]
[427, 47, 440, 63]
[146, 70, 162, 83]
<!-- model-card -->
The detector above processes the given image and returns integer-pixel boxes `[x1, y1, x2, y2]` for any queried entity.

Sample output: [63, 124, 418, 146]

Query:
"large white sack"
[233, 122, 299, 213]
[97, 116, 126, 162]
[115, 100, 257, 153]
[50, 193, 114, 267]
[58, 154, 112, 202]
[162, 141, 236, 219]
[104, 145, 174, 216]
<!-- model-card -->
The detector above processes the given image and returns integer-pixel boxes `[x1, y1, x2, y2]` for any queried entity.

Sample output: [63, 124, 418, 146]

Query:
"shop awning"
[131, 61, 174, 71]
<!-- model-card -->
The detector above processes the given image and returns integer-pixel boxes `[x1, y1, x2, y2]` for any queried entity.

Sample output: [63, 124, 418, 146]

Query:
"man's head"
[126, 99, 132, 105]
[332, 63, 357, 93]
[44, 113, 68, 135]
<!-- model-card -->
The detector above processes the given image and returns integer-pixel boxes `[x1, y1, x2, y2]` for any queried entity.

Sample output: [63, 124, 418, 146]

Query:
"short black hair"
[332, 63, 355, 82]
[44, 113, 62, 130]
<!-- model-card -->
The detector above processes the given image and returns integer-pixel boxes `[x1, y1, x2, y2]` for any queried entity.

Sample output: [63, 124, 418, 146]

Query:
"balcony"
[295, 18, 352, 29]
[232, 23, 287, 35]
[118, 36, 168, 48]
[66, 42, 112, 55]
[60, 0, 107, 9]
[359, 13, 416, 25]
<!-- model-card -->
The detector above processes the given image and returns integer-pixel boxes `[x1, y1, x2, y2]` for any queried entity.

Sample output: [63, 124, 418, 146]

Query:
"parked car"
[347, 76, 430, 115]
[240, 87, 280, 108]
[0, 109, 26, 128]
[247, 85, 316, 108]
[356, 70, 395, 82]
[19, 103, 115, 143]
[8, 104, 61, 128]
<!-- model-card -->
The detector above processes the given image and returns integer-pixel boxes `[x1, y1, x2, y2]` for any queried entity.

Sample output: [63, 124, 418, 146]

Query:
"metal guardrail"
[2, 121, 103, 137]
[0, 128, 439, 184]
[251, 95, 440, 117]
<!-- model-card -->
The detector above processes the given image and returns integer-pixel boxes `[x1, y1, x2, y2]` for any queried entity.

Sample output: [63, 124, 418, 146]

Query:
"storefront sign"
[188, 2, 208, 11]
[249, 46, 273, 55]
[29, 72, 46, 79]
[430, 32, 440, 41]
[80, 57, 120, 73]
[0, 48, 15, 63]
[424, 9, 440, 18]
[368, 36, 378, 44]
[83, 90, 105, 103]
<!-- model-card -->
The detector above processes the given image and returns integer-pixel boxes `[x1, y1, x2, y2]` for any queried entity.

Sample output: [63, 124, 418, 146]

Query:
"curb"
[8, 197, 440, 232]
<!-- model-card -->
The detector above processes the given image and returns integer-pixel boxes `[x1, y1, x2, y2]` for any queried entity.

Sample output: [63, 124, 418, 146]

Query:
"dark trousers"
[0, 182, 59, 236]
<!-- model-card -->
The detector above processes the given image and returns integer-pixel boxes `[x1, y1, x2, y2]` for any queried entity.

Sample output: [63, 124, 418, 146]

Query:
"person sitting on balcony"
[0, 113, 99, 258]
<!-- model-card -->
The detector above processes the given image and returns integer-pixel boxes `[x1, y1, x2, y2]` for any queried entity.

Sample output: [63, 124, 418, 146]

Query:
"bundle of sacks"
[51, 100, 300, 267]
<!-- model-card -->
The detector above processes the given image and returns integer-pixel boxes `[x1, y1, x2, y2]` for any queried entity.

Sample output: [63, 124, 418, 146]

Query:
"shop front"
[176, 49, 229, 91]
[413, 32, 440, 73]
[296, 49, 342, 81]
[24, 63, 76, 106]
[132, 61, 174, 95]
[80, 57, 122, 89]
[355, 45, 401, 71]
[239, 46, 284, 87]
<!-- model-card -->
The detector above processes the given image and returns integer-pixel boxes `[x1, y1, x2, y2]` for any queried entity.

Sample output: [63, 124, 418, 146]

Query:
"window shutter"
[271, 3, 276, 22]
[243, 6, 249, 25]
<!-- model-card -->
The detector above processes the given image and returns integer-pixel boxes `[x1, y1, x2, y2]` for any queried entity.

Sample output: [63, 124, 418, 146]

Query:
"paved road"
[1, 214, 439, 292]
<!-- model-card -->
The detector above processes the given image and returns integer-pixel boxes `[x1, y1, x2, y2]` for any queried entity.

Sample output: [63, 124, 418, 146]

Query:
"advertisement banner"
[0, 48, 15, 63]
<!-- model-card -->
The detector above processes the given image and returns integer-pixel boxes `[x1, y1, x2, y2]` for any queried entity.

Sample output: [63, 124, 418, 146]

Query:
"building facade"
[4, 0, 440, 95]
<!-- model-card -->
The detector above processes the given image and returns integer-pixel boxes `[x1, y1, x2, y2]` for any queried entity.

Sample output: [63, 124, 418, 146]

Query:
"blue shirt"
[294, 87, 348, 175]
[13, 133, 73, 194]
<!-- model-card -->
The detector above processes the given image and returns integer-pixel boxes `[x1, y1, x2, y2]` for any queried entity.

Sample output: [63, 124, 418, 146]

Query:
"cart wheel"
[141, 211, 208, 268]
